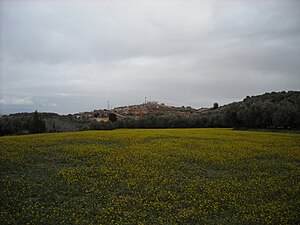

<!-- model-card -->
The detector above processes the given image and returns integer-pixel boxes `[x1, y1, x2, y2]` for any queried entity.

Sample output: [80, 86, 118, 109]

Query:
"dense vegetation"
[112, 91, 300, 129]
[1, 129, 299, 224]
[0, 91, 299, 136]
[0, 112, 92, 136]
[224, 91, 300, 129]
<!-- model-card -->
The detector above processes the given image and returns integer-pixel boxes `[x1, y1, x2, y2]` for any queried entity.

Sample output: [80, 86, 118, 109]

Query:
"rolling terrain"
[1, 91, 299, 136]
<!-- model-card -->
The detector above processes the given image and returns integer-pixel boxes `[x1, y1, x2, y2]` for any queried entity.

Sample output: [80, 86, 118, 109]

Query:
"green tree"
[213, 102, 219, 109]
[30, 111, 46, 134]
[108, 113, 117, 123]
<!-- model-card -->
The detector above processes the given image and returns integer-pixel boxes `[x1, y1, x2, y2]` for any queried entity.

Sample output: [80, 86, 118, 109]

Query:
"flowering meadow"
[1, 128, 299, 224]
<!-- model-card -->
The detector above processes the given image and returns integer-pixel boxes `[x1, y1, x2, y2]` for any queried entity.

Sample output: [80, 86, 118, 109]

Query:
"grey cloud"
[0, 97, 34, 105]
[0, 0, 299, 114]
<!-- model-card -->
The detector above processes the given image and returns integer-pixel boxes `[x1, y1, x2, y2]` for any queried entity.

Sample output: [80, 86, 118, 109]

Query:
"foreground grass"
[0, 128, 299, 224]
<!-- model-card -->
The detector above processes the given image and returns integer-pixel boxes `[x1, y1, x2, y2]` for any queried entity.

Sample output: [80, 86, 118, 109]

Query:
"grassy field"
[1, 128, 299, 224]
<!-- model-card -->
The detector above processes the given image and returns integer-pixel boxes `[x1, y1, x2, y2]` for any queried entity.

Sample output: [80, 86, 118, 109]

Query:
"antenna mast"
[107, 101, 110, 110]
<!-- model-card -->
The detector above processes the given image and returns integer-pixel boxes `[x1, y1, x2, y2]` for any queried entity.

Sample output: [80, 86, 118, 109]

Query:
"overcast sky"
[0, 0, 299, 114]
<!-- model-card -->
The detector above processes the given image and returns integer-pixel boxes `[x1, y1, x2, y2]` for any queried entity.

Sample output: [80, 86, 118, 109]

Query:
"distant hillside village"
[0, 91, 299, 136]
[73, 101, 213, 122]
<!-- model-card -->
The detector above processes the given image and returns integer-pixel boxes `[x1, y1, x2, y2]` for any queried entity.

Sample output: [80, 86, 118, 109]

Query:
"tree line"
[224, 91, 300, 129]
[0, 91, 299, 136]
[0, 111, 90, 136]
[93, 91, 300, 130]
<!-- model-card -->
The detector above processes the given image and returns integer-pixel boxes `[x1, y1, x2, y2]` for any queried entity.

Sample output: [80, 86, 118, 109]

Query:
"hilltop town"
[73, 101, 214, 122]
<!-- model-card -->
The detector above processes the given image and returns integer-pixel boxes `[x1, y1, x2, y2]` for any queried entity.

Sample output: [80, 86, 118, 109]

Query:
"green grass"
[1, 128, 299, 224]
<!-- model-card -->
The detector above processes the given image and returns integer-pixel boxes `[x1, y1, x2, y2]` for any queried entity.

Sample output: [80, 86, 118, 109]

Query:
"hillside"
[74, 101, 207, 121]
[222, 91, 300, 129]
[74, 91, 300, 126]
[0, 91, 299, 135]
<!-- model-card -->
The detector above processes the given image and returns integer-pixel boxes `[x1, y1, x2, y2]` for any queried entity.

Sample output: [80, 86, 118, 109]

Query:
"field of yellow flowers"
[1, 128, 299, 224]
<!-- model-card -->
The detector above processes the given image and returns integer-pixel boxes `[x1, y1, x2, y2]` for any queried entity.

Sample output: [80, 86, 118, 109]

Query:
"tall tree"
[213, 102, 219, 109]
[30, 111, 46, 134]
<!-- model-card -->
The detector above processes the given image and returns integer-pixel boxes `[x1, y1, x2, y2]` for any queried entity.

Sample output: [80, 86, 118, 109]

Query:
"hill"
[0, 91, 299, 136]
[223, 91, 300, 129]
[74, 101, 206, 120]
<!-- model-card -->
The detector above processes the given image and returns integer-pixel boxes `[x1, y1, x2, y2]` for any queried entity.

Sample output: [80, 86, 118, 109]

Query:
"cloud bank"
[1, 0, 299, 114]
